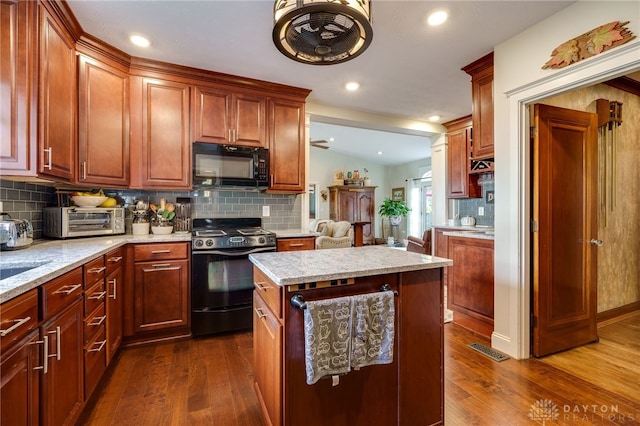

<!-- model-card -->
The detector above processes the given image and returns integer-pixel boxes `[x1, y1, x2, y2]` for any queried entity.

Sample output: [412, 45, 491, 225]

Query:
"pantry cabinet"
[129, 76, 191, 189]
[0, 0, 38, 175]
[444, 116, 481, 199]
[328, 186, 376, 245]
[268, 98, 306, 193]
[76, 50, 130, 187]
[192, 85, 266, 147]
[38, 1, 77, 182]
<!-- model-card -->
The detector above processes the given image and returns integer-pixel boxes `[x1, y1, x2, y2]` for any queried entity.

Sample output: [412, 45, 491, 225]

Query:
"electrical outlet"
[262, 205, 270, 217]
[478, 207, 484, 216]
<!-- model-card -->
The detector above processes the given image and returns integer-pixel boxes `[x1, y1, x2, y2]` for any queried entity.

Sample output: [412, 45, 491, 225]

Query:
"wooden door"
[356, 189, 375, 244]
[268, 98, 305, 192]
[532, 103, 598, 357]
[338, 190, 357, 223]
[38, 3, 76, 182]
[77, 54, 129, 187]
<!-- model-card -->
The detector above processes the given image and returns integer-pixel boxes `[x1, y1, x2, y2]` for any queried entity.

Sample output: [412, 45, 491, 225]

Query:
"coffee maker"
[174, 197, 192, 233]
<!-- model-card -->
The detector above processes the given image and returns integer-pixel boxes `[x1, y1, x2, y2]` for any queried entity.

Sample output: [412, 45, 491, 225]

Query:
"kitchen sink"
[0, 261, 50, 280]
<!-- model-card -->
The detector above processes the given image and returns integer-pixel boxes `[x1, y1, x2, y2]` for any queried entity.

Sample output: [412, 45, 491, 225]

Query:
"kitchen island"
[249, 246, 452, 426]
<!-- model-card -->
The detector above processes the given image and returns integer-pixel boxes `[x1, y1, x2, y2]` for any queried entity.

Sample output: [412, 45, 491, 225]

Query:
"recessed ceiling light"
[345, 82, 360, 91]
[130, 34, 151, 48]
[377, 151, 383, 155]
[329, 137, 335, 142]
[428, 115, 441, 122]
[427, 10, 448, 26]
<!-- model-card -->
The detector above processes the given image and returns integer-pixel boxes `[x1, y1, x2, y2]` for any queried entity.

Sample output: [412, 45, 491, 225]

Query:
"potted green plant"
[378, 197, 410, 226]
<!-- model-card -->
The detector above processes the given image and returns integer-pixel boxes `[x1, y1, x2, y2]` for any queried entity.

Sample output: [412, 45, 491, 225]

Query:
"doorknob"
[590, 239, 603, 246]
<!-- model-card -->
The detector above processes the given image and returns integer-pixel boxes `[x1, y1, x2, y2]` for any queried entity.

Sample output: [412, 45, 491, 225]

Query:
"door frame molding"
[494, 41, 640, 359]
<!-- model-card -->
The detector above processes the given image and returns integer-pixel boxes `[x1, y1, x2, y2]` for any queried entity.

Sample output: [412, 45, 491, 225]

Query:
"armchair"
[315, 220, 354, 249]
[406, 229, 432, 255]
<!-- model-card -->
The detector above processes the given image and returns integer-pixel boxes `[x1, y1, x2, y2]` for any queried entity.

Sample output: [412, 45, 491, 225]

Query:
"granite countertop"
[249, 245, 452, 286]
[0, 233, 191, 304]
[442, 230, 495, 240]
[272, 229, 318, 238]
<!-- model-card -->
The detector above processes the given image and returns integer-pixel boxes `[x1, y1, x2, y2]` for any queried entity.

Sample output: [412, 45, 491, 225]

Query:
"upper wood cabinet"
[192, 86, 266, 147]
[77, 52, 130, 187]
[0, 0, 38, 176]
[38, 1, 77, 182]
[444, 116, 481, 199]
[129, 76, 191, 189]
[268, 98, 306, 193]
[462, 52, 494, 160]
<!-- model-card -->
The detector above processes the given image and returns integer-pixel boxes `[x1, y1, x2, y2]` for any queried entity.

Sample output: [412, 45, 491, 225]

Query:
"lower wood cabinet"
[105, 248, 124, 363]
[276, 236, 315, 251]
[433, 228, 449, 287]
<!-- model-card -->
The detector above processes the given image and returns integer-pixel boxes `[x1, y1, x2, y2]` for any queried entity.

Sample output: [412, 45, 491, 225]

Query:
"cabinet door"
[470, 70, 494, 159]
[131, 77, 190, 189]
[105, 266, 123, 364]
[433, 228, 449, 285]
[77, 54, 129, 187]
[268, 98, 305, 192]
[38, 3, 76, 182]
[356, 190, 375, 244]
[133, 259, 189, 333]
[233, 93, 266, 147]
[447, 126, 470, 198]
[40, 299, 84, 426]
[0, 0, 37, 175]
[192, 86, 231, 144]
[0, 330, 40, 426]
[338, 190, 357, 223]
[253, 292, 282, 426]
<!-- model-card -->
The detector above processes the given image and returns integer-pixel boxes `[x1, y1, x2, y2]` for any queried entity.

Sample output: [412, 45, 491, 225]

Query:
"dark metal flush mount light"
[273, 0, 373, 65]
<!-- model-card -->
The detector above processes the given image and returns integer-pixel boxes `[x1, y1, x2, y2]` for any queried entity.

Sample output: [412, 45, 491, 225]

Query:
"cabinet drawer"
[134, 242, 188, 261]
[277, 237, 315, 252]
[0, 289, 38, 353]
[84, 328, 107, 398]
[84, 303, 106, 345]
[40, 267, 84, 321]
[105, 247, 124, 274]
[253, 267, 282, 319]
[84, 281, 106, 316]
[84, 256, 106, 289]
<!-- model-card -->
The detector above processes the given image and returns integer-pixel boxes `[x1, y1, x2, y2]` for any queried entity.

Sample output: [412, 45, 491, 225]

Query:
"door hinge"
[530, 126, 537, 139]
[531, 220, 538, 232]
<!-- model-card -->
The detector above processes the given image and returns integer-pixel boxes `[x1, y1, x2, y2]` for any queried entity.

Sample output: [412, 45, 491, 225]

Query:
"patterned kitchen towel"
[351, 291, 395, 369]
[303, 295, 353, 385]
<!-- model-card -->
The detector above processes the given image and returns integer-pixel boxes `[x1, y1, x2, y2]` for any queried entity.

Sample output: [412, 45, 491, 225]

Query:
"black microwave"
[192, 142, 269, 188]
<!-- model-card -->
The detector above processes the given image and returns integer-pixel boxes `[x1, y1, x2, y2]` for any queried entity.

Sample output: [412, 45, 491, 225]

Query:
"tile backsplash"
[0, 179, 302, 239]
[456, 183, 495, 227]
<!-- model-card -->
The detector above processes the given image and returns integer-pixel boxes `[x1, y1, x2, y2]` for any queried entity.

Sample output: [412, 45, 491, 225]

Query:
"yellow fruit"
[100, 197, 117, 207]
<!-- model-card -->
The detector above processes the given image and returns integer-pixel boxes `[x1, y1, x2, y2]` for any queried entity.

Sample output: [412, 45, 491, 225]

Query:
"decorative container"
[151, 225, 173, 235]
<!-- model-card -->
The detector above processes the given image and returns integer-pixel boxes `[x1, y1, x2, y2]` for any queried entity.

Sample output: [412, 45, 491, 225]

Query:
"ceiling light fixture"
[273, 0, 373, 65]
[428, 115, 440, 122]
[345, 82, 360, 91]
[130, 34, 150, 48]
[427, 10, 448, 26]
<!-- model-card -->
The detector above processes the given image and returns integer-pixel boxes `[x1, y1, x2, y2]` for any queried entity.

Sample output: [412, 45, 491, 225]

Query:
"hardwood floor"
[79, 322, 640, 426]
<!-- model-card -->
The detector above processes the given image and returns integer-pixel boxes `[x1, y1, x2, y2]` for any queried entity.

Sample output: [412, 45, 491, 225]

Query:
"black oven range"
[191, 218, 276, 336]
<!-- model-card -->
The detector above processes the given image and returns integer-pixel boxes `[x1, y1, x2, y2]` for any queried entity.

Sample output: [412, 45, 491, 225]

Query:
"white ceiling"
[66, 0, 575, 165]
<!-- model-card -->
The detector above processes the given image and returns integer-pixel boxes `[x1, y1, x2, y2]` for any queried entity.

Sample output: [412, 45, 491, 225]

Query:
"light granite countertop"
[442, 230, 495, 240]
[249, 245, 452, 286]
[0, 233, 191, 304]
[271, 229, 317, 238]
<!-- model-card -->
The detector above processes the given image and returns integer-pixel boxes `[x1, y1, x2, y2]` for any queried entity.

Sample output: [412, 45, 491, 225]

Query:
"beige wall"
[540, 84, 640, 312]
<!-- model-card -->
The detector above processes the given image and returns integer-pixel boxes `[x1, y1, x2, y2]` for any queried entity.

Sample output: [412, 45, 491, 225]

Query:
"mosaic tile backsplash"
[457, 183, 495, 227]
[0, 179, 302, 239]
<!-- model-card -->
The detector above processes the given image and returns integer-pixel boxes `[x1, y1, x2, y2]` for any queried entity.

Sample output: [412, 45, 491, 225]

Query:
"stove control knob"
[258, 237, 265, 244]
[206, 239, 214, 247]
[194, 239, 204, 248]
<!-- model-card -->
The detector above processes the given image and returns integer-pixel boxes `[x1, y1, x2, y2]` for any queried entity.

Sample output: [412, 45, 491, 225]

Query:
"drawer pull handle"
[254, 281, 268, 291]
[151, 250, 171, 254]
[31, 336, 49, 374]
[53, 283, 82, 295]
[89, 315, 106, 326]
[43, 147, 52, 170]
[88, 339, 107, 353]
[143, 265, 178, 272]
[108, 256, 123, 263]
[88, 267, 106, 274]
[254, 307, 267, 319]
[47, 326, 61, 361]
[289, 243, 304, 247]
[109, 279, 117, 299]
[88, 291, 107, 300]
[0, 316, 32, 337]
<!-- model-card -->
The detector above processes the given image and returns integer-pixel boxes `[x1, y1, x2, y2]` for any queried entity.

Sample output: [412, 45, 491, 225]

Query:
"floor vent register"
[467, 342, 510, 362]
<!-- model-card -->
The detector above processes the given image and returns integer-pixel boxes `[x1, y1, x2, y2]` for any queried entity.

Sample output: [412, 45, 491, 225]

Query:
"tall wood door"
[532, 103, 598, 357]
[38, 3, 77, 182]
[77, 54, 130, 187]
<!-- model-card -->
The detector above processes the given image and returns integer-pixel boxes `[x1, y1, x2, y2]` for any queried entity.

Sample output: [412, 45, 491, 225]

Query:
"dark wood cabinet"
[77, 52, 130, 187]
[105, 247, 124, 364]
[328, 186, 376, 245]
[444, 116, 481, 198]
[192, 85, 266, 147]
[276, 236, 315, 251]
[267, 98, 306, 193]
[38, 1, 77, 182]
[0, 0, 38, 176]
[463, 52, 494, 160]
[447, 236, 494, 339]
[433, 228, 449, 287]
[83, 256, 107, 398]
[129, 76, 191, 189]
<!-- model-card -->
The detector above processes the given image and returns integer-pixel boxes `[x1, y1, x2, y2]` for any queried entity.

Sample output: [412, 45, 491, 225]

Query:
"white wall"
[493, 1, 640, 358]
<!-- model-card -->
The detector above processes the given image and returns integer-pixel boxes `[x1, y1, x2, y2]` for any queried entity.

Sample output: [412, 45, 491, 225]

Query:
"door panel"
[532, 103, 598, 357]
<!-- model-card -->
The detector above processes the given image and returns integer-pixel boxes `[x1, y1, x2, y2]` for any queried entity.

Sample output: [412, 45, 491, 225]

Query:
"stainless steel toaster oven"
[43, 207, 125, 239]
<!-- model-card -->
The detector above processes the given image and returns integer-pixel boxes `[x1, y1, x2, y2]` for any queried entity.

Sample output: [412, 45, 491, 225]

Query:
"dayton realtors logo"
[528, 399, 636, 423]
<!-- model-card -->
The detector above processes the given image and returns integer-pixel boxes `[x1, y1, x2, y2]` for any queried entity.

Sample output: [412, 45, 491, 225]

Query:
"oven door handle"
[192, 247, 276, 256]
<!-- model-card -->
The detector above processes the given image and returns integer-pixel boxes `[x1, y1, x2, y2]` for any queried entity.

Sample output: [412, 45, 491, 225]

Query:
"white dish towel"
[303, 291, 395, 385]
